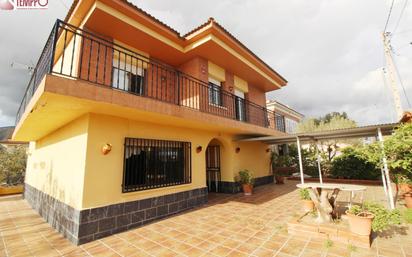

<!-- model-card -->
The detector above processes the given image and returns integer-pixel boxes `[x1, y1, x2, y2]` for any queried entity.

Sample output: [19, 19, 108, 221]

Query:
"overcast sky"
[0, 0, 411, 127]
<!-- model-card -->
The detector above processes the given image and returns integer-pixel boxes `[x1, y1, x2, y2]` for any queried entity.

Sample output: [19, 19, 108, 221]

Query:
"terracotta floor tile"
[209, 245, 232, 256]
[0, 181, 410, 256]
[299, 249, 325, 257]
[252, 247, 275, 257]
[182, 247, 206, 257]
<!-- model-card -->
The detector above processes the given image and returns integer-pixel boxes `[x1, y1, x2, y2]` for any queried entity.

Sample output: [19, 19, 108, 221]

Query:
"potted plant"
[299, 188, 314, 212]
[346, 202, 401, 236]
[404, 192, 412, 208]
[392, 174, 412, 195]
[236, 169, 255, 196]
[270, 151, 291, 184]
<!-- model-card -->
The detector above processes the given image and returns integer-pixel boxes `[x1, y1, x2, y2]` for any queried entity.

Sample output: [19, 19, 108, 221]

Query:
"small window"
[122, 138, 191, 192]
[275, 113, 286, 132]
[208, 77, 222, 106]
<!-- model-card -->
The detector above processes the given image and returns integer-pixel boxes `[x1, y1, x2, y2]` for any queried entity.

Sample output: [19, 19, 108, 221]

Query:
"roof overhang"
[237, 123, 399, 144]
[63, 0, 287, 92]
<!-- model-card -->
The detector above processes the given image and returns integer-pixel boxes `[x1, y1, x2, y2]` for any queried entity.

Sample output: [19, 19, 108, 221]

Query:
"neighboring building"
[0, 126, 14, 144]
[266, 100, 304, 155]
[0, 126, 27, 148]
[266, 100, 304, 134]
[12, 0, 288, 245]
[400, 111, 412, 123]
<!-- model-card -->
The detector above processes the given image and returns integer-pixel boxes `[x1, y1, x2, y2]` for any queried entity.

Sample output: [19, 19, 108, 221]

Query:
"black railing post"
[49, 20, 60, 73]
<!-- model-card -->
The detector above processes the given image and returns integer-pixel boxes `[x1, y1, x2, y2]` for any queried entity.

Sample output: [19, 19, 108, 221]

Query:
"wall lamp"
[196, 146, 203, 153]
[102, 143, 112, 155]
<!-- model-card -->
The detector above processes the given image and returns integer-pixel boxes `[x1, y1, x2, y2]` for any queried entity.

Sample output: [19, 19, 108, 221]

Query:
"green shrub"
[403, 209, 412, 224]
[0, 145, 27, 185]
[299, 188, 311, 200]
[236, 169, 254, 185]
[330, 147, 380, 180]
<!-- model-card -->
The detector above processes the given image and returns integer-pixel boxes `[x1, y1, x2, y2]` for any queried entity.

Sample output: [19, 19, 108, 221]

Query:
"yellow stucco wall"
[25, 115, 89, 209]
[81, 113, 271, 209]
[25, 112, 272, 210]
[82, 113, 214, 208]
[233, 141, 271, 179]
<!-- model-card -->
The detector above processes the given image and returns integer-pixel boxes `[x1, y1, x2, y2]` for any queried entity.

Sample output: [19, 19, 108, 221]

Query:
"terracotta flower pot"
[404, 193, 412, 208]
[242, 184, 253, 196]
[399, 183, 412, 195]
[346, 210, 374, 236]
[302, 200, 314, 212]
[275, 176, 285, 184]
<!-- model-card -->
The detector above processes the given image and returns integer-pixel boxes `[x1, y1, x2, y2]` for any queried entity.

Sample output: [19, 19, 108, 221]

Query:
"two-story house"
[12, 0, 288, 245]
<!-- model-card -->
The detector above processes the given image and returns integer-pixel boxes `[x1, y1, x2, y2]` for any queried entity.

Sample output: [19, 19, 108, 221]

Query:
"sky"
[0, 0, 411, 127]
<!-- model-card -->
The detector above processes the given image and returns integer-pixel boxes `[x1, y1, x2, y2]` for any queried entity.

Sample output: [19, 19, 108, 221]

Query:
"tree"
[361, 123, 412, 183]
[0, 145, 27, 185]
[296, 112, 357, 176]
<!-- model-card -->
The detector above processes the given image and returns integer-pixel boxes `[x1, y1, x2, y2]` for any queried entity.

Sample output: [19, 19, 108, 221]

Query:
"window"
[235, 89, 246, 121]
[122, 138, 191, 192]
[275, 113, 286, 132]
[208, 77, 222, 106]
[285, 117, 298, 134]
[112, 58, 145, 95]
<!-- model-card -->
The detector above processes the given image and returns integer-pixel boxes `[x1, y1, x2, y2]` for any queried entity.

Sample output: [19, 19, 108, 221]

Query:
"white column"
[317, 148, 323, 184]
[381, 167, 388, 196]
[296, 137, 304, 184]
[377, 128, 395, 209]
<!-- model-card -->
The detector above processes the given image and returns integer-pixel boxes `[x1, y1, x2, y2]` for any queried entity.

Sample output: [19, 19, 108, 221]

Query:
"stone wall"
[24, 184, 207, 245]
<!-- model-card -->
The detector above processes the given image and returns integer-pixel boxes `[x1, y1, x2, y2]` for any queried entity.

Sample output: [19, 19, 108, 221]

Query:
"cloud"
[0, 0, 411, 127]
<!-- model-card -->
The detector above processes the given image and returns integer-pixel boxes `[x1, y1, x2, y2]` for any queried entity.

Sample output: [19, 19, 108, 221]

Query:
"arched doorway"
[206, 139, 222, 192]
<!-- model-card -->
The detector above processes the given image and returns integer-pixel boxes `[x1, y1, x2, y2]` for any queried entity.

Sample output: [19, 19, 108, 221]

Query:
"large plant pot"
[242, 184, 253, 196]
[405, 193, 412, 208]
[346, 211, 374, 236]
[0, 185, 24, 196]
[399, 183, 412, 195]
[275, 176, 285, 184]
[302, 200, 314, 212]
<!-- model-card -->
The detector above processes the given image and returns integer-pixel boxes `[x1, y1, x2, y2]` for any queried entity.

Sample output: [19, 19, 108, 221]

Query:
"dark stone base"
[24, 184, 208, 245]
[24, 184, 80, 243]
[218, 174, 274, 194]
[255, 174, 275, 186]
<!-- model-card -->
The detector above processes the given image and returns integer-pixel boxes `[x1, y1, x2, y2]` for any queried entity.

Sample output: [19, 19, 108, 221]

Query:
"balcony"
[15, 20, 283, 133]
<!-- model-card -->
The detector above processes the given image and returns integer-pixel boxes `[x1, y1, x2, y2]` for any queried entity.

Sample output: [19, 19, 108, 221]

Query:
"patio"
[1, 180, 411, 257]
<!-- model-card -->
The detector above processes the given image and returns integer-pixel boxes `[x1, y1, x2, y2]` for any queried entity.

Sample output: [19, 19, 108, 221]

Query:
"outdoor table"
[297, 183, 366, 223]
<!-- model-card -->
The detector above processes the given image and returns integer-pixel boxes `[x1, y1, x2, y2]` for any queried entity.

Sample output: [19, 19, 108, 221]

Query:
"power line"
[384, 0, 396, 32]
[393, 0, 409, 34]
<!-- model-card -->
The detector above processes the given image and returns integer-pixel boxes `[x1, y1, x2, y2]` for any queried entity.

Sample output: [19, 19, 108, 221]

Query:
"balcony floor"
[1, 180, 411, 257]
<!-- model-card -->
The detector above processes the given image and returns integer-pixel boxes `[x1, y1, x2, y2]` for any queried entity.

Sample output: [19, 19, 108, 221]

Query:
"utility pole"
[382, 32, 404, 120]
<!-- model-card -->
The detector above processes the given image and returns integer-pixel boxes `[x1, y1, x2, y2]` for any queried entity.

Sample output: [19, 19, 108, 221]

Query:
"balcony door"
[112, 58, 145, 95]
[235, 89, 246, 121]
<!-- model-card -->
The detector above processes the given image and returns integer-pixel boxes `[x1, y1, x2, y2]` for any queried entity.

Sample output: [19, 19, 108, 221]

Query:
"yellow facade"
[25, 112, 272, 210]
[25, 115, 89, 209]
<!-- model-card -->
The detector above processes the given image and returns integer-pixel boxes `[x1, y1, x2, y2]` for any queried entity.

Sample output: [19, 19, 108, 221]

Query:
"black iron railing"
[123, 137, 191, 192]
[15, 19, 283, 131]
